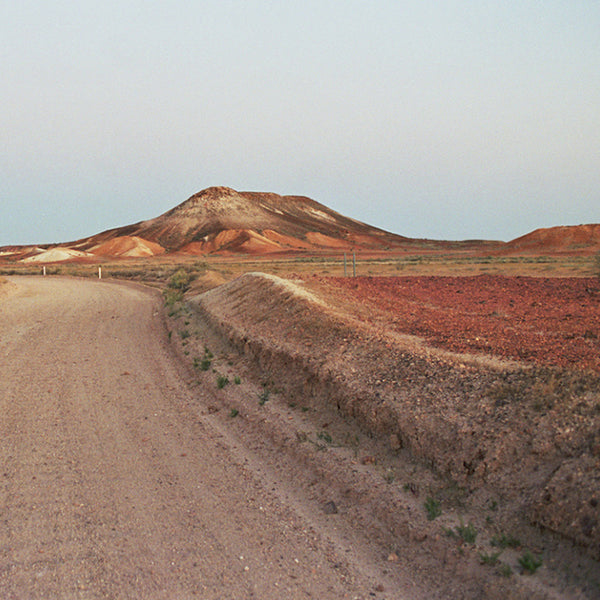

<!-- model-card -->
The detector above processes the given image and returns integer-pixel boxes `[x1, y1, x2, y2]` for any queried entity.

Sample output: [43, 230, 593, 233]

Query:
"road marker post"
[98, 267, 102, 279]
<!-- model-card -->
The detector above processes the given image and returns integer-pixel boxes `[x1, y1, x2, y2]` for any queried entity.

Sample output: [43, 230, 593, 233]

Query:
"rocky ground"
[309, 275, 600, 371]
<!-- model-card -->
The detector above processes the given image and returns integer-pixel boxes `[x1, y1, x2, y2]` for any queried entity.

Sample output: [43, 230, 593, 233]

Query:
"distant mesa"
[1, 186, 599, 262]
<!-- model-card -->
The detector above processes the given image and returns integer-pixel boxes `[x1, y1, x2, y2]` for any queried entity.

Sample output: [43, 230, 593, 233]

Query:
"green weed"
[519, 551, 542, 574]
[424, 497, 442, 521]
[217, 375, 229, 389]
[445, 519, 477, 544]
[258, 389, 270, 406]
[479, 551, 502, 566]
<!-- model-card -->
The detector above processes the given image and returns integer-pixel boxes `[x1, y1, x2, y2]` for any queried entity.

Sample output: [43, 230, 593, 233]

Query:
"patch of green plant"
[498, 564, 512, 577]
[234, 376, 241, 385]
[229, 408, 239, 418]
[424, 497, 442, 521]
[317, 430, 333, 444]
[163, 288, 184, 306]
[491, 533, 520, 549]
[258, 389, 270, 406]
[479, 551, 502, 566]
[383, 469, 395, 484]
[445, 519, 477, 544]
[518, 551, 542, 574]
[179, 329, 190, 339]
[217, 375, 229, 389]
[168, 268, 193, 292]
[204, 347, 214, 359]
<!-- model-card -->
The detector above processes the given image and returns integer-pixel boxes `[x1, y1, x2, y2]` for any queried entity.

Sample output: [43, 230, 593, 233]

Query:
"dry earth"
[2, 274, 600, 599]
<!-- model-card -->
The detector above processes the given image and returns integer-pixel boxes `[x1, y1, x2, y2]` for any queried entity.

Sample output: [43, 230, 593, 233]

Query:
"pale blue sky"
[2, 1, 599, 245]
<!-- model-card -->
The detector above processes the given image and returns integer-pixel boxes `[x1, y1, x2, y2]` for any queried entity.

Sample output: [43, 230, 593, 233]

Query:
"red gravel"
[319, 275, 600, 372]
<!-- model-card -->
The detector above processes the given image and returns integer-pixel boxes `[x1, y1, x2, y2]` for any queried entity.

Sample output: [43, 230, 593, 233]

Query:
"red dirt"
[314, 275, 600, 372]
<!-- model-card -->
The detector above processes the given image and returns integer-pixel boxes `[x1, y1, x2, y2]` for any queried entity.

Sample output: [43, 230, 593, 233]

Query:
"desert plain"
[1, 188, 600, 599]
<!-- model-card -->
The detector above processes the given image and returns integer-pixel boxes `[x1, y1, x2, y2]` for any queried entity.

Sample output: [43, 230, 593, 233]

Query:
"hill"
[502, 224, 600, 255]
[71, 186, 421, 256]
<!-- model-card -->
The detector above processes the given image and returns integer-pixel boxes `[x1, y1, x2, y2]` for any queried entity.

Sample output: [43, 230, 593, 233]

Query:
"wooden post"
[98, 266, 102, 279]
[42, 266, 46, 276]
[343, 253, 347, 277]
[352, 251, 356, 277]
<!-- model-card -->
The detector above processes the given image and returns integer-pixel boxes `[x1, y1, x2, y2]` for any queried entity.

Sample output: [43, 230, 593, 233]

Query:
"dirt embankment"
[191, 273, 600, 564]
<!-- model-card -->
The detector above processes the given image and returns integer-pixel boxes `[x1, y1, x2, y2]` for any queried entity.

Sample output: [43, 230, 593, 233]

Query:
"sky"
[1, 1, 599, 245]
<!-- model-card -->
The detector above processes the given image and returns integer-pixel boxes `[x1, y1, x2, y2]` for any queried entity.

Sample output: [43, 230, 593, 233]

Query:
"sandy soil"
[0, 277, 412, 599]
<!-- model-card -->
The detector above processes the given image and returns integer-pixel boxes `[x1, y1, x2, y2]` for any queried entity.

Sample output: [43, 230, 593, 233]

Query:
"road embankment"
[191, 273, 600, 563]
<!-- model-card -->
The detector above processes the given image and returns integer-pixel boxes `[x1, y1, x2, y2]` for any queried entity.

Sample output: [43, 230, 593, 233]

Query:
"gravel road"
[0, 277, 398, 599]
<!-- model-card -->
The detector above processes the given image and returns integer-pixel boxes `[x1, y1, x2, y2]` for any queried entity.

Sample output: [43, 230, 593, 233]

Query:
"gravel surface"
[314, 275, 600, 371]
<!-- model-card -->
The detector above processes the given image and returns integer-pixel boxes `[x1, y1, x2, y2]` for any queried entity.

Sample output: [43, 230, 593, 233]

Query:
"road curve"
[0, 277, 385, 599]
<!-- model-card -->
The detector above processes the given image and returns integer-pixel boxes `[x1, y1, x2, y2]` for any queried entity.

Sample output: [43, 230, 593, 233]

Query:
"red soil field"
[318, 275, 600, 372]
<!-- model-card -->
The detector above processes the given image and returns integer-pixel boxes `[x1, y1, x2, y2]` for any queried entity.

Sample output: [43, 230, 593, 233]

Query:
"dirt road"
[0, 277, 409, 599]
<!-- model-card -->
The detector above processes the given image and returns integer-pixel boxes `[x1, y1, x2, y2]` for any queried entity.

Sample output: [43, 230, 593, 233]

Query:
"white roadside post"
[42, 266, 46, 276]
[98, 266, 102, 279]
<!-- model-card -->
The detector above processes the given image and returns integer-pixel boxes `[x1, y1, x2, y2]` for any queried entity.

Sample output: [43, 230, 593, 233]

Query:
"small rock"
[323, 501, 338, 514]
[387, 552, 399, 562]
[411, 530, 427, 542]
[389, 433, 402, 451]
[361, 455, 377, 465]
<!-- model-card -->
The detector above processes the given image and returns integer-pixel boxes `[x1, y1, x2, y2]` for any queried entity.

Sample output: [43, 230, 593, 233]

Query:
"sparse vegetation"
[258, 389, 270, 405]
[217, 375, 229, 389]
[234, 376, 241, 385]
[491, 533, 521, 549]
[498, 564, 513, 577]
[316, 430, 333, 444]
[479, 551, 502, 566]
[229, 408, 239, 418]
[168, 268, 193, 292]
[424, 497, 442, 520]
[194, 347, 213, 371]
[518, 550, 543, 574]
[445, 519, 477, 544]
[164, 288, 184, 306]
